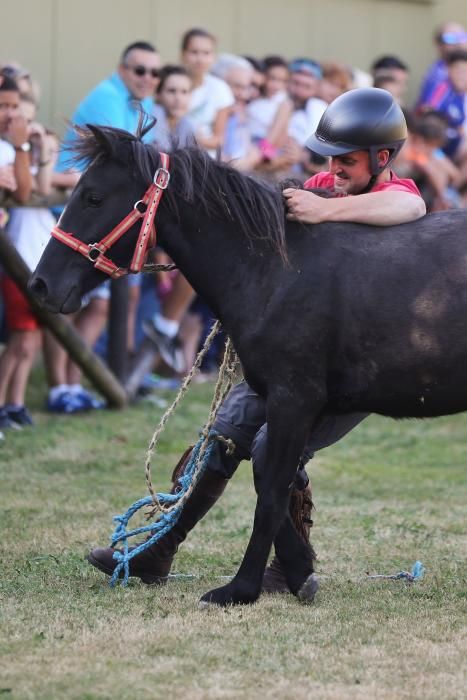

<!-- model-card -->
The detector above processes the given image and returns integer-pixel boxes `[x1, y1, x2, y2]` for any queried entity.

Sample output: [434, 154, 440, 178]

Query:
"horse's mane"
[71, 120, 289, 262]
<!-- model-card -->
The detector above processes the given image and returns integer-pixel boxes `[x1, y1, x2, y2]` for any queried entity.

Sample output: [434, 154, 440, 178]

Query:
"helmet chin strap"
[359, 147, 391, 194]
[359, 174, 378, 194]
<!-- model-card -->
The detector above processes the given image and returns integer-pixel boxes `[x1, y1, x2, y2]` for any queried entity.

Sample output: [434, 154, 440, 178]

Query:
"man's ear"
[377, 149, 390, 168]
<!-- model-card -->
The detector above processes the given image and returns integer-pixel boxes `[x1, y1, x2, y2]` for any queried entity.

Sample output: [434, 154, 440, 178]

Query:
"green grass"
[1, 370, 466, 700]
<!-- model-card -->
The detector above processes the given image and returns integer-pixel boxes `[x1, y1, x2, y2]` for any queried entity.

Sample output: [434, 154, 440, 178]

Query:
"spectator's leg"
[5, 329, 41, 405]
[0, 334, 20, 406]
[43, 326, 72, 388]
[143, 273, 196, 373]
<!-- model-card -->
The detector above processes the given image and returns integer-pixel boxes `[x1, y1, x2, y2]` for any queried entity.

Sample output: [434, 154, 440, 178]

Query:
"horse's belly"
[331, 370, 467, 419]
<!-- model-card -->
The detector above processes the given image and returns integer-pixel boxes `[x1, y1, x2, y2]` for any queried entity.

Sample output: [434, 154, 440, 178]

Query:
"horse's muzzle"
[28, 275, 81, 314]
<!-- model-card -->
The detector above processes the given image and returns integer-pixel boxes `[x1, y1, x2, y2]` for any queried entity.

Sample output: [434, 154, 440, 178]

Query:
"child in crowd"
[247, 55, 291, 161]
[181, 27, 234, 158]
[417, 49, 467, 160]
[152, 65, 194, 149]
[395, 111, 461, 211]
[0, 87, 57, 431]
[143, 64, 198, 374]
[243, 56, 265, 102]
[319, 61, 353, 103]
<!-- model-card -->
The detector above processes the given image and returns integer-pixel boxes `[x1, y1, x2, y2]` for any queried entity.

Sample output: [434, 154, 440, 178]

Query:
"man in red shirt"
[284, 87, 425, 225]
[88, 89, 426, 596]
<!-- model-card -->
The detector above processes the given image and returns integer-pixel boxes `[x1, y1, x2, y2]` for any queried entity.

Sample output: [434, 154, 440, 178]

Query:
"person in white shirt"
[247, 55, 291, 160]
[254, 58, 327, 179]
[181, 28, 234, 158]
[0, 87, 55, 431]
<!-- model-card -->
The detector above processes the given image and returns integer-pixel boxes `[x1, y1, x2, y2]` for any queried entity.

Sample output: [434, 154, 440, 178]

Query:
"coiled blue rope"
[109, 434, 216, 587]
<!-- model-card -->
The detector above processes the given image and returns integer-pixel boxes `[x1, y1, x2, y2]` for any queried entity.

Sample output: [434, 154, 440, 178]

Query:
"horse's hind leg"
[199, 394, 322, 607]
[273, 514, 318, 600]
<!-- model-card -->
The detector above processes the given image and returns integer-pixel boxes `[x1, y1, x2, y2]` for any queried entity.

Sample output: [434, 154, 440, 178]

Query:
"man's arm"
[283, 188, 426, 226]
[6, 114, 32, 204]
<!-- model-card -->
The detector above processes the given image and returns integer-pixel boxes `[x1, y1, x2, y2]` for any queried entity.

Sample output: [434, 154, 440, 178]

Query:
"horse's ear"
[139, 114, 157, 140]
[86, 124, 115, 155]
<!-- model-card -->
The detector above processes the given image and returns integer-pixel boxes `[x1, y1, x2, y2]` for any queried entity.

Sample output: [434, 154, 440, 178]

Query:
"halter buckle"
[153, 167, 170, 189]
[88, 243, 102, 262]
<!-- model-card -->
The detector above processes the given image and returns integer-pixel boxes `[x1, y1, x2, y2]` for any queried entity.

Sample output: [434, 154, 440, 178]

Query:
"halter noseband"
[50, 153, 170, 279]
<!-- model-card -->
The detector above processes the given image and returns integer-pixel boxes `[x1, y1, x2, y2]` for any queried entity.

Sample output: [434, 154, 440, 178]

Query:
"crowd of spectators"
[1, 20, 467, 437]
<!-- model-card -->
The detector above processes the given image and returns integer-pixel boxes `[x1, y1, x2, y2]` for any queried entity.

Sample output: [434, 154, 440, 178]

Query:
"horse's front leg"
[200, 398, 320, 607]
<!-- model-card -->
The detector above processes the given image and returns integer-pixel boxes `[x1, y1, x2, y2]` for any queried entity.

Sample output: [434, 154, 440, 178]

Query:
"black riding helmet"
[306, 87, 407, 176]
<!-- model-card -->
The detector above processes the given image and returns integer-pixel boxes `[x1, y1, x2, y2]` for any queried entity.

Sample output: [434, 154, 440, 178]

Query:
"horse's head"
[29, 124, 162, 313]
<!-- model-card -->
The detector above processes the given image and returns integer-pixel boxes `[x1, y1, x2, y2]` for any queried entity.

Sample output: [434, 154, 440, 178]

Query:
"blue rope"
[367, 560, 425, 582]
[109, 434, 216, 587]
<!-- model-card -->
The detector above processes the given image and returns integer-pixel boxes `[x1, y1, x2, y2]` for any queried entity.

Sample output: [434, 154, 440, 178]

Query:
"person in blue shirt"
[418, 22, 467, 108]
[57, 40, 160, 171]
[417, 50, 467, 159]
[46, 42, 161, 414]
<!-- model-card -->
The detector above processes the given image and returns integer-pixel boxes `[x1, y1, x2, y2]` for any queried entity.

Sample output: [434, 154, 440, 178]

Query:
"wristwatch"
[14, 142, 31, 153]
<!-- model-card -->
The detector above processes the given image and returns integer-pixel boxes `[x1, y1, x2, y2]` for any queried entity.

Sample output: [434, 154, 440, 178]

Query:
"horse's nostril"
[28, 276, 49, 302]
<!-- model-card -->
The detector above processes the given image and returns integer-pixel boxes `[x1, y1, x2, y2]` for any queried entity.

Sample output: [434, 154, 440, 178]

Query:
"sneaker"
[142, 321, 186, 374]
[0, 407, 22, 431]
[47, 391, 85, 414]
[7, 406, 34, 427]
[72, 388, 106, 410]
[141, 373, 181, 391]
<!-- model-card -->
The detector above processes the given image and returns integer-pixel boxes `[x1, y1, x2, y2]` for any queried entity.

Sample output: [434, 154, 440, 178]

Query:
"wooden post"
[0, 229, 127, 409]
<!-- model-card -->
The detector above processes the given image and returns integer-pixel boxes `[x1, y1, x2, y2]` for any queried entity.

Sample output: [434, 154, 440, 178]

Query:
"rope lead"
[108, 322, 239, 587]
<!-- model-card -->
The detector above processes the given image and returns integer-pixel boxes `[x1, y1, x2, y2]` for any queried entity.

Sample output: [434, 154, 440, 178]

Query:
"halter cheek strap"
[50, 153, 170, 279]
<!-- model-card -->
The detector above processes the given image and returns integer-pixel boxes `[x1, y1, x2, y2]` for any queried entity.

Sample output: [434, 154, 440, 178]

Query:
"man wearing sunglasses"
[57, 41, 160, 157]
[48, 42, 161, 416]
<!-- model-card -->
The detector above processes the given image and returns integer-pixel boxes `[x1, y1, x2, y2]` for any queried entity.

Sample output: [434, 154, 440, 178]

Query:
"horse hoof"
[199, 582, 258, 607]
[297, 573, 319, 603]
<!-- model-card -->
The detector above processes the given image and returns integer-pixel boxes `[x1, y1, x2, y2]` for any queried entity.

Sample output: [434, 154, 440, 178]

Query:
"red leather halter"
[50, 153, 170, 279]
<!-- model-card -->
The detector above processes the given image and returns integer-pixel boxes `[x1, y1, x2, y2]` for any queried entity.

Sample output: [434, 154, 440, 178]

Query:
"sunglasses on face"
[125, 64, 160, 78]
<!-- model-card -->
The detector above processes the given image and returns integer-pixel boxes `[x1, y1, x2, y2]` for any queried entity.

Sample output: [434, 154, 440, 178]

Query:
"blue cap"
[289, 58, 322, 80]
[441, 31, 467, 45]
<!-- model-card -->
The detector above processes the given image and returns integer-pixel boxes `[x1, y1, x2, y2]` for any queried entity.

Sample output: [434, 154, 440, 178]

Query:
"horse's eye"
[86, 192, 103, 207]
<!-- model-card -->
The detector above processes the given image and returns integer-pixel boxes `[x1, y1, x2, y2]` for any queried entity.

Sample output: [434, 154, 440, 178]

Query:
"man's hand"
[0, 165, 17, 191]
[283, 187, 330, 224]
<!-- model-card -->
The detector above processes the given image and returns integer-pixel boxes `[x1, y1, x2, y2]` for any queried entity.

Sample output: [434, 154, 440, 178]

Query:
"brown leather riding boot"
[262, 481, 316, 594]
[87, 447, 228, 584]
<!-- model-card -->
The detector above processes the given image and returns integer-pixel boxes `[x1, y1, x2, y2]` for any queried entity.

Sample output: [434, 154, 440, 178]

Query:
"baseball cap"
[440, 31, 467, 45]
[289, 58, 322, 79]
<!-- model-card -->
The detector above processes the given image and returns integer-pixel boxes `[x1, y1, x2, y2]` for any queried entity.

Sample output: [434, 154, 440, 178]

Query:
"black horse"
[30, 124, 467, 607]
